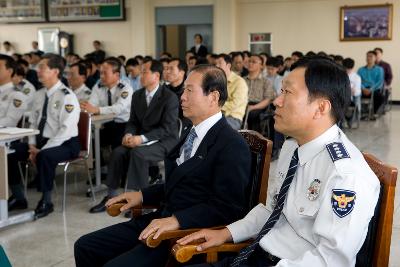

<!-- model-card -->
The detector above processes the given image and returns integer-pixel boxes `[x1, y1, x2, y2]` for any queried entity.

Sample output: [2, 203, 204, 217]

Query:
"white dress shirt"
[176, 112, 222, 166]
[0, 81, 31, 127]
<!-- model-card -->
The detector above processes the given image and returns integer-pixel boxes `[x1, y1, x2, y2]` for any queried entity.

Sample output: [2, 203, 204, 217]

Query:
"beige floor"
[1, 107, 400, 267]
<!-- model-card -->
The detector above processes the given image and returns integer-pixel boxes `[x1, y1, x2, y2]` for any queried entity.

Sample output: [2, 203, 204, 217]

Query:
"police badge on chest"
[307, 179, 321, 201]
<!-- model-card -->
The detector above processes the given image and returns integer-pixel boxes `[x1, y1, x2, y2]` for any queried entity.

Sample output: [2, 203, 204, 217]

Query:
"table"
[0, 129, 39, 229]
[91, 114, 116, 192]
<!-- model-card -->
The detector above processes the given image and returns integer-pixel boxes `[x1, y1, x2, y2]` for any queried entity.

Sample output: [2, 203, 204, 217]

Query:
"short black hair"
[42, 53, 65, 79]
[374, 47, 383, 53]
[23, 53, 32, 59]
[3, 41, 11, 46]
[367, 50, 377, 56]
[93, 40, 101, 45]
[334, 55, 343, 62]
[70, 62, 87, 78]
[17, 59, 29, 68]
[231, 51, 244, 61]
[190, 64, 228, 107]
[342, 58, 355, 69]
[291, 51, 304, 58]
[143, 58, 163, 79]
[194, 33, 203, 42]
[161, 51, 172, 58]
[266, 57, 281, 68]
[125, 58, 139, 67]
[189, 56, 198, 62]
[13, 64, 26, 77]
[242, 51, 251, 58]
[0, 54, 16, 77]
[102, 57, 122, 74]
[217, 53, 232, 65]
[291, 56, 351, 123]
[169, 58, 188, 73]
[305, 51, 316, 57]
[160, 58, 170, 64]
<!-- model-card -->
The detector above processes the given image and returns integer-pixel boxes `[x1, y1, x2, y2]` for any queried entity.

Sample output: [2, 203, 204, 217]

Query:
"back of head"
[0, 54, 16, 77]
[291, 56, 351, 123]
[102, 57, 122, 74]
[190, 64, 228, 107]
[342, 58, 355, 70]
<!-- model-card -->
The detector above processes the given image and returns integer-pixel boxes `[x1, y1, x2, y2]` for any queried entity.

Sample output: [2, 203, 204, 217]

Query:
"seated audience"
[18, 58, 41, 90]
[125, 58, 142, 91]
[8, 54, 80, 218]
[74, 64, 251, 267]
[343, 57, 361, 117]
[244, 55, 275, 132]
[11, 62, 36, 110]
[67, 61, 92, 102]
[178, 56, 380, 267]
[357, 50, 384, 114]
[374, 47, 392, 88]
[81, 57, 133, 150]
[215, 53, 248, 130]
[265, 56, 283, 95]
[0, 55, 31, 127]
[89, 58, 179, 213]
[231, 52, 249, 77]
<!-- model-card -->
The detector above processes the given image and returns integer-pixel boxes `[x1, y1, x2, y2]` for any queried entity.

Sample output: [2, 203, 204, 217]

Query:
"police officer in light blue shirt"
[125, 57, 142, 91]
[178, 57, 380, 267]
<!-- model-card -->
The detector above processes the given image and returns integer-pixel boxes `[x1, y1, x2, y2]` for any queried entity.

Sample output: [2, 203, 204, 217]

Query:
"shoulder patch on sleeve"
[84, 90, 91, 95]
[13, 99, 22, 108]
[117, 83, 125, 89]
[65, 104, 74, 113]
[331, 189, 356, 218]
[326, 142, 350, 162]
[120, 91, 129, 99]
[61, 88, 70, 95]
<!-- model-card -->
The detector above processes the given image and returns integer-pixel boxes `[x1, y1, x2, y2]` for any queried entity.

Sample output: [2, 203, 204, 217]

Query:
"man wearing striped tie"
[178, 57, 380, 267]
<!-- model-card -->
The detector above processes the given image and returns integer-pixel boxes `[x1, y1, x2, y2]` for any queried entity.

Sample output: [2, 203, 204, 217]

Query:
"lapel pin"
[307, 179, 321, 201]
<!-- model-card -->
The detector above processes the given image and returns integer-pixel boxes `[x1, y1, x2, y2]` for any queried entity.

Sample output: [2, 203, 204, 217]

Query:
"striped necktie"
[182, 128, 197, 162]
[231, 148, 299, 267]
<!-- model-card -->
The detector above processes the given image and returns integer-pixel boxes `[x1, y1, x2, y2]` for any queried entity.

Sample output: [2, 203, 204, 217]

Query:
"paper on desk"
[0, 127, 35, 135]
[139, 140, 159, 146]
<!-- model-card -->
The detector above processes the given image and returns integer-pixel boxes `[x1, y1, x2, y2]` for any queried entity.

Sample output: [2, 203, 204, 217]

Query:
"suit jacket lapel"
[144, 85, 163, 117]
[165, 117, 227, 194]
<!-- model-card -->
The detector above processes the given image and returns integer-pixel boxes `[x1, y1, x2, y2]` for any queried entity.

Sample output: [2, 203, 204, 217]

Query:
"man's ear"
[314, 98, 332, 119]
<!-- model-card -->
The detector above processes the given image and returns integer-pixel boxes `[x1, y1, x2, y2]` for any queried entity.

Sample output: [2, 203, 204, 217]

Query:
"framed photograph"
[38, 28, 60, 54]
[0, 0, 46, 24]
[340, 4, 393, 41]
[47, 0, 125, 22]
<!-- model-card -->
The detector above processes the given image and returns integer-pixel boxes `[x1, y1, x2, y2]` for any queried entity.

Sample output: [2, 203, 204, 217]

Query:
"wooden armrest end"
[172, 241, 252, 263]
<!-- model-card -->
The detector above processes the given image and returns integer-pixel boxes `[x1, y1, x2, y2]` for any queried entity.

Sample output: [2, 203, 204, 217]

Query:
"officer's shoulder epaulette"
[19, 81, 26, 86]
[84, 89, 91, 95]
[117, 82, 125, 89]
[326, 142, 350, 162]
[61, 88, 70, 95]
[98, 83, 104, 88]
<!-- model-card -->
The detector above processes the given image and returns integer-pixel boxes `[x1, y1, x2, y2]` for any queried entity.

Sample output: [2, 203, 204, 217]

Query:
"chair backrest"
[0, 245, 12, 267]
[78, 111, 91, 154]
[355, 152, 397, 267]
[238, 130, 273, 211]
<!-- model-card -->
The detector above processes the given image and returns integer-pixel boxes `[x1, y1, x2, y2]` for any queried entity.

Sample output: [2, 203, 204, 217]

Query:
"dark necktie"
[107, 90, 112, 106]
[231, 148, 299, 267]
[36, 94, 49, 146]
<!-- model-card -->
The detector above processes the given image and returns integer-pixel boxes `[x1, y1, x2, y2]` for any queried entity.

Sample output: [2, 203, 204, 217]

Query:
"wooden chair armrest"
[172, 241, 252, 263]
[146, 226, 225, 248]
[106, 201, 159, 217]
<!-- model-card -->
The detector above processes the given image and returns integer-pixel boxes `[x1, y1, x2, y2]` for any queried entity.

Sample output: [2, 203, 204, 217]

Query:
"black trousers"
[106, 143, 167, 190]
[100, 121, 126, 149]
[74, 211, 170, 267]
[8, 137, 80, 193]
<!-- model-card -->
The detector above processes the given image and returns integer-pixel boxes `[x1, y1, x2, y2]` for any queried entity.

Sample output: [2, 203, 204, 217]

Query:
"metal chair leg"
[62, 162, 70, 213]
[85, 161, 96, 202]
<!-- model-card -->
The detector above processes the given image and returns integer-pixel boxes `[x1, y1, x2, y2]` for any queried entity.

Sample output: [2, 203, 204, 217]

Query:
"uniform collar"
[227, 71, 238, 83]
[297, 124, 340, 166]
[0, 82, 14, 91]
[74, 83, 87, 94]
[192, 112, 223, 142]
[46, 80, 63, 97]
[145, 84, 160, 98]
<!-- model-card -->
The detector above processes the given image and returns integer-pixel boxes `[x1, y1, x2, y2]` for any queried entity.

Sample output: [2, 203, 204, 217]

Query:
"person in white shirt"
[265, 57, 284, 96]
[67, 61, 92, 102]
[8, 54, 80, 219]
[178, 56, 380, 267]
[81, 57, 133, 149]
[343, 57, 361, 113]
[0, 55, 30, 127]
[11, 62, 36, 110]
